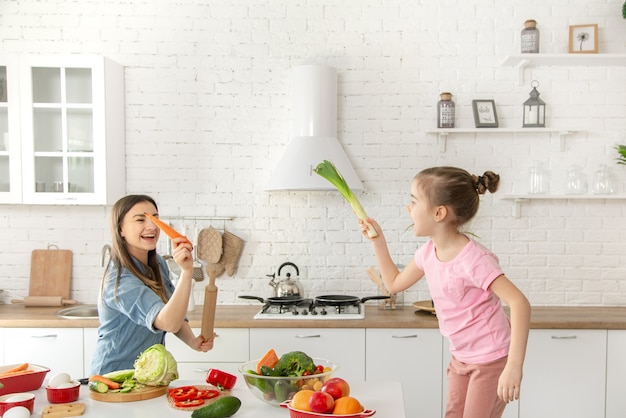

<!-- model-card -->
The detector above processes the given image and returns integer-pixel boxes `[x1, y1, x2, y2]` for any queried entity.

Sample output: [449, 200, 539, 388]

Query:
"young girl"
[361, 166, 530, 418]
[90, 194, 215, 375]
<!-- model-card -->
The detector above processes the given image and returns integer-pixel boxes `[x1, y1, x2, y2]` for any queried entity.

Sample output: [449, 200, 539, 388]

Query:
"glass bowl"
[238, 358, 338, 407]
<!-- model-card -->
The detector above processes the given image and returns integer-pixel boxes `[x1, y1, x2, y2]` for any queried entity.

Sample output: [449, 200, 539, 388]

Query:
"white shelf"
[501, 53, 626, 83]
[501, 194, 626, 217]
[426, 128, 577, 152]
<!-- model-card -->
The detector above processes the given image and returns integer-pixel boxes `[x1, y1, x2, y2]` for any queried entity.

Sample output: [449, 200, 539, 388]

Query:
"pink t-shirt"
[414, 238, 511, 364]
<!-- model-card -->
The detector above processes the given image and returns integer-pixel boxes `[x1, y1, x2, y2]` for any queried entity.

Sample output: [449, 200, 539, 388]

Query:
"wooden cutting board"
[90, 385, 168, 402]
[29, 248, 72, 299]
[42, 403, 86, 418]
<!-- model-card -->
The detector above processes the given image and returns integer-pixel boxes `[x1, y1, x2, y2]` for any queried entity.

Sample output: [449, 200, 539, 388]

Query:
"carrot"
[256, 348, 279, 374]
[144, 213, 191, 246]
[0, 369, 34, 379]
[0, 363, 28, 375]
[89, 375, 121, 389]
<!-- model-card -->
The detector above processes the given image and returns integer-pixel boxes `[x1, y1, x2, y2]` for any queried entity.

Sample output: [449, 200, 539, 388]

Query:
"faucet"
[100, 244, 111, 267]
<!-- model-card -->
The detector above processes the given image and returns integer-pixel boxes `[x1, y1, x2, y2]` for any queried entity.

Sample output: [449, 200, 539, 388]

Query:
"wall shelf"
[501, 53, 626, 83]
[501, 194, 626, 218]
[426, 128, 577, 152]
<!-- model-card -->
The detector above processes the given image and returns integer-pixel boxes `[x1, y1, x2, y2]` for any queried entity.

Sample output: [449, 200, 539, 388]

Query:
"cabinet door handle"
[391, 334, 418, 339]
[31, 334, 58, 338]
[551, 335, 577, 340]
[193, 368, 210, 373]
[295, 334, 321, 338]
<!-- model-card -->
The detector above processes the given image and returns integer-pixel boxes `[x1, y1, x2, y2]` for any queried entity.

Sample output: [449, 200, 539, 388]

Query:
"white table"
[30, 380, 405, 417]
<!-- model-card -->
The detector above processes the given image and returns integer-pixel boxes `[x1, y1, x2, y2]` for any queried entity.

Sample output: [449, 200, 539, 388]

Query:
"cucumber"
[88, 380, 109, 393]
[191, 396, 241, 418]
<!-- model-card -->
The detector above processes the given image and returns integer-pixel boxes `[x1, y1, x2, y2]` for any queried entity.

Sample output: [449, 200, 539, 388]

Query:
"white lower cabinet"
[83, 327, 98, 376]
[165, 328, 249, 380]
[4, 328, 84, 378]
[249, 328, 366, 381]
[442, 339, 519, 418]
[366, 328, 442, 418]
[519, 329, 606, 418]
[606, 330, 626, 418]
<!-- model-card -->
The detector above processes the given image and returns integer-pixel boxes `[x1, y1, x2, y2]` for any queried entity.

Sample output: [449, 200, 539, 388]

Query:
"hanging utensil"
[197, 227, 224, 340]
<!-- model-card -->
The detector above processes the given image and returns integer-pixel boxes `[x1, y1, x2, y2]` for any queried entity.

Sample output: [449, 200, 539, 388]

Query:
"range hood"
[265, 65, 363, 191]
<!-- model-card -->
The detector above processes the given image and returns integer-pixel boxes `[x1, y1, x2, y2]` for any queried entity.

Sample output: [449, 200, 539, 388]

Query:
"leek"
[314, 160, 378, 238]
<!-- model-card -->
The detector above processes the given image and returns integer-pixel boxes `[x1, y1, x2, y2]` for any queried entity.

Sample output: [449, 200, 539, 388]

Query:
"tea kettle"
[268, 262, 304, 297]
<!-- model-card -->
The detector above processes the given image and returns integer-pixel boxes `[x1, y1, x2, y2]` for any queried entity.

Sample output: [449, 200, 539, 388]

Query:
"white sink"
[56, 304, 99, 319]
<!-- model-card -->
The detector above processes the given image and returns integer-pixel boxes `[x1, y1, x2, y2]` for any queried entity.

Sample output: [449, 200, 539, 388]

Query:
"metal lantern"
[523, 80, 545, 127]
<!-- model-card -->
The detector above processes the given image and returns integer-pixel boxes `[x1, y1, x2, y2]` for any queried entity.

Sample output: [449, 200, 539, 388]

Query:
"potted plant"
[615, 145, 626, 165]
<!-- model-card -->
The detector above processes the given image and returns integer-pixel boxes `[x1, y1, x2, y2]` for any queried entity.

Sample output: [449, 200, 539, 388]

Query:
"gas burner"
[252, 297, 366, 320]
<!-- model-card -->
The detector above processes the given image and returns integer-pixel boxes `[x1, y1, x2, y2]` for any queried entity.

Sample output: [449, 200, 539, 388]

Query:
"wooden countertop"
[1, 303, 625, 329]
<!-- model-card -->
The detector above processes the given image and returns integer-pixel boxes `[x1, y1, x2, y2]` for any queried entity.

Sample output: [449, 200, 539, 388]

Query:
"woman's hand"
[190, 332, 216, 352]
[171, 237, 193, 273]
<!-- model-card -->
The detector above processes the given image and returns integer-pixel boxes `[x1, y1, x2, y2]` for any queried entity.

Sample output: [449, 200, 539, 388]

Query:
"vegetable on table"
[89, 375, 121, 390]
[313, 160, 378, 238]
[143, 213, 191, 247]
[133, 343, 179, 386]
[191, 396, 241, 418]
[169, 385, 220, 408]
[88, 380, 109, 393]
[206, 368, 237, 390]
[274, 350, 316, 377]
[256, 348, 279, 374]
[102, 369, 135, 383]
[0, 363, 34, 379]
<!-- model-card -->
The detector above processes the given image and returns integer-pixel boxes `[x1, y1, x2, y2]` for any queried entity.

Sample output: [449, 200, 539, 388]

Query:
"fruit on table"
[190, 396, 241, 418]
[308, 391, 334, 414]
[321, 377, 350, 400]
[290, 389, 315, 412]
[333, 396, 364, 415]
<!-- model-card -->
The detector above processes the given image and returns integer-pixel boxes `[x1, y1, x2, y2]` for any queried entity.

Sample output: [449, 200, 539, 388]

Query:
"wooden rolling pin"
[11, 296, 77, 307]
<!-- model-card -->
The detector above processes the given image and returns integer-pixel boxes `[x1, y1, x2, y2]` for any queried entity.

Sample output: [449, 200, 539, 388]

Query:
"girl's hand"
[497, 363, 523, 403]
[358, 218, 381, 240]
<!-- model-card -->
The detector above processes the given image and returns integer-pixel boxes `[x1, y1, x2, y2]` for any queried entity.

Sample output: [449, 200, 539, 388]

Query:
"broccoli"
[274, 351, 316, 377]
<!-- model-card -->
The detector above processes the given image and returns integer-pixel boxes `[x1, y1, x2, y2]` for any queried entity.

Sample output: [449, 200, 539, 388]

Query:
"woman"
[90, 195, 215, 375]
[361, 167, 530, 418]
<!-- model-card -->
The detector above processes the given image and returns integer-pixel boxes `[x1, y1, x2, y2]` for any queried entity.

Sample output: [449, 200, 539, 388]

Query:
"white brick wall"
[0, 0, 625, 307]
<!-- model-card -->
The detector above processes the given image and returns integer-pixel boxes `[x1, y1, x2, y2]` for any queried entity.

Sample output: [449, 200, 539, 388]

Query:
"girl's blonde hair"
[414, 166, 500, 226]
[102, 194, 168, 303]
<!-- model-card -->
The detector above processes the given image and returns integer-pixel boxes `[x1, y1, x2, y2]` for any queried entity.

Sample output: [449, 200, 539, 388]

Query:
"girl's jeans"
[445, 355, 508, 418]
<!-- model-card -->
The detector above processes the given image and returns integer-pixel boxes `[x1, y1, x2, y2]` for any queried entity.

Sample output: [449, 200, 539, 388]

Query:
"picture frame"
[568, 24, 598, 54]
[471, 100, 499, 128]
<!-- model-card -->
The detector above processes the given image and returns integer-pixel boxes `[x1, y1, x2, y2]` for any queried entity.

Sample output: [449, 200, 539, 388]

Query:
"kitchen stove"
[252, 298, 365, 320]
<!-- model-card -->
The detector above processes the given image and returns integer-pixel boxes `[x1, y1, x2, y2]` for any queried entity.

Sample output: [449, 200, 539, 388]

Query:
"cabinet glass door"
[31, 66, 94, 196]
[0, 65, 8, 192]
[0, 58, 22, 203]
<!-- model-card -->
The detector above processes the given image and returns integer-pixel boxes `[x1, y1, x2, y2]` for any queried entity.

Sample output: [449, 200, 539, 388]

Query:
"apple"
[308, 390, 334, 414]
[321, 377, 350, 400]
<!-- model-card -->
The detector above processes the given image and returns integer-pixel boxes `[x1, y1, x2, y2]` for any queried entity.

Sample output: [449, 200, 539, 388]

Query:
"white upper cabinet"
[0, 54, 125, 205]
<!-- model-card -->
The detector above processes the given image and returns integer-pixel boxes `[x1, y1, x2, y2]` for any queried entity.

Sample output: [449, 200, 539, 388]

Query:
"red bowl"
[0, 393, 35, 416]
[0, 364, 49, 396]
[46, 381, 80, 403]
[280, 400, 376, 418]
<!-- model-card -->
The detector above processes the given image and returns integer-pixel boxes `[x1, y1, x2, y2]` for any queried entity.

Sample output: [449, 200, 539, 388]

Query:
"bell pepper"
[206, 368, 237, 390]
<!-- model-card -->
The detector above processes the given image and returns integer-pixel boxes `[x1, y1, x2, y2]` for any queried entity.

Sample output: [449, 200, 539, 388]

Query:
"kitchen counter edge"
[0, 304, 625, 329]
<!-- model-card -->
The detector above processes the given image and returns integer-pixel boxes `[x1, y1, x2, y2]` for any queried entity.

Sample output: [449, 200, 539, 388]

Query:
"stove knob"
[320, 310, 327, 315]
[310, 310, 318, 316]
[301, 310, 308, 316]
[292, 310, 299, 315]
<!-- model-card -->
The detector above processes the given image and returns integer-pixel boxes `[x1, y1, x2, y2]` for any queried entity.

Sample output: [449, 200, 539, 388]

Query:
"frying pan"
[315, 295, 389, 306]
[238, 295, 303, 305]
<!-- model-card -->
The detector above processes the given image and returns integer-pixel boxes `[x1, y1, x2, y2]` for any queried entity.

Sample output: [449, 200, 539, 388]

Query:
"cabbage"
[133, 343, 178, 386]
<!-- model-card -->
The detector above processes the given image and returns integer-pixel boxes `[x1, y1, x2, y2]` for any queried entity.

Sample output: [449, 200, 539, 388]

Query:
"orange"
[290, 389, 315, 412]
[332, 396, 364, 415]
